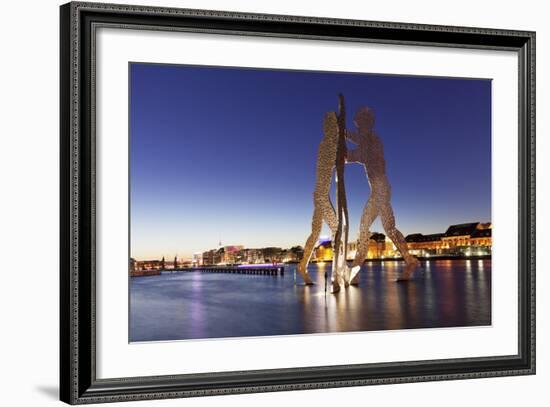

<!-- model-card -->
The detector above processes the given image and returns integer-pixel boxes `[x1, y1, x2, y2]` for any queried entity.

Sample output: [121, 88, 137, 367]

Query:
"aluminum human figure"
[297, 111, 340, 286]
[346, 107, 419, 284]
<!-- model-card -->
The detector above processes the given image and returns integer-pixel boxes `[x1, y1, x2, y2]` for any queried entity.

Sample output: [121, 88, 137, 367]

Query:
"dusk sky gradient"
[130, 63, 491, 260]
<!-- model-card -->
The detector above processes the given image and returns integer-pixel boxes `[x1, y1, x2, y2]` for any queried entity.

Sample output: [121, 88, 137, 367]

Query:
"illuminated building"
[180, 259, 193, 268]
[405, 222, 492, 257]
[202, 250, 215, 266]
[221, 245, 245, 264]
[470, 224, 492, 247]
[405, 233, 445, 256]
[314, 240, 333, 262]
[441, 222, 480, 248]
[213, 248, 223, 265]
[262, 247, 284, 264]
[242, 248, 264, 264]
[134, 259, 163, 270]
[192, 252, 202, 267]
[441, 222, 492, 252]
[314, 233, 387, 262]
[369, 233, 387, 258]
[281, 246, 304, 263]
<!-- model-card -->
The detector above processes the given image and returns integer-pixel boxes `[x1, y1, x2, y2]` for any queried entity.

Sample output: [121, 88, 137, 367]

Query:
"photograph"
[54, 1, 536, 404]
[129, 63, 492, 342]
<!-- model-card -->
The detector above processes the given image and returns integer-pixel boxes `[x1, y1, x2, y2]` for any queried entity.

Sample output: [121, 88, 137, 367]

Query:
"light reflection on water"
[130, 260, 491, 342]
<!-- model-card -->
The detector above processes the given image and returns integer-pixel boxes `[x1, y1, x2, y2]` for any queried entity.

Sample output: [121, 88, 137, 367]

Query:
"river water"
[129, 259, 491, 342]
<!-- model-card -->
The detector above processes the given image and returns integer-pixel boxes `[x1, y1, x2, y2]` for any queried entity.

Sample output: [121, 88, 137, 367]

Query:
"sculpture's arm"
[345, 129, 361, 145]
[346, 147, 363, 164]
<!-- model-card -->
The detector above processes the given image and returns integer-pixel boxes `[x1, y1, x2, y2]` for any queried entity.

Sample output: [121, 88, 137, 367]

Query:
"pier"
[130, 269, 161, 277]
[169, 266, 285, 276]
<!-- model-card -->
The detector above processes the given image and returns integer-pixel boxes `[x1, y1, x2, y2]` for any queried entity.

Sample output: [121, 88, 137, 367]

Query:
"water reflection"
[130, 259, 492, 342]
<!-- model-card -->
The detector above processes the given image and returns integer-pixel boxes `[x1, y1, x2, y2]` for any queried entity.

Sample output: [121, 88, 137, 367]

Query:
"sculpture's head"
[354, 107, 375, 131]
[323, 111, 338, 138]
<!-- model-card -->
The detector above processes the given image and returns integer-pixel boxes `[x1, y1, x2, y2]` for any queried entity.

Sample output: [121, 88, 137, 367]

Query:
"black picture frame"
[60, 1, 536, 404]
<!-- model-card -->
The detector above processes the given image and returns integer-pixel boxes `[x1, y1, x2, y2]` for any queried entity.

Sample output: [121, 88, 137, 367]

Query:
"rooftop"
[444, 222, 480, 237]
[405, 233, 445, 242]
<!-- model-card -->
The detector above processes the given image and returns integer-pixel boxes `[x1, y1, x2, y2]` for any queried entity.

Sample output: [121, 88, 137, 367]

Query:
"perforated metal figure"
[346, 107, 419, 284]
[297, 112, 339, 285]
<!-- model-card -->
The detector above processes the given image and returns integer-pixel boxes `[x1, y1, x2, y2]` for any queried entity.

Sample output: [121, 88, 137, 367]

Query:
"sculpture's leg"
[340, 198, 351, 287]
[331, 265, 343, 293]
[330, 222, 343, 293]
[349, 197, 378, 285]
[337, 239, 349, 289]
[319, 196, 342, 292]
[380, 203, 419, 281]
[334, 221, 350, 289]
[298, 207, 324, 285]
[330, 237, 347, 293]
[321, 198, 338, 237]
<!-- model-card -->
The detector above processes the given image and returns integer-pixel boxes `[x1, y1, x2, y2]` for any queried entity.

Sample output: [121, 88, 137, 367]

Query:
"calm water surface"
[129, 260, 491, 342]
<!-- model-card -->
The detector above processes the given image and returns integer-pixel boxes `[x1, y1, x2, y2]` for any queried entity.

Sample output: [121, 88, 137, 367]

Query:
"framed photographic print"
[60, 1, 536, 404]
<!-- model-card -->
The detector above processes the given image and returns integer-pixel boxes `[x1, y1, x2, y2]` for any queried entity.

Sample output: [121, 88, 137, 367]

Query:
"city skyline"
[130, 63, 491, 260]
[131, 219, 492, 262]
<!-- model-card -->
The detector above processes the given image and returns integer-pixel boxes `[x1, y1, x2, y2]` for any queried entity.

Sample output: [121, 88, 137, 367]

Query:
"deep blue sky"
[130, 63, 491, 260]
